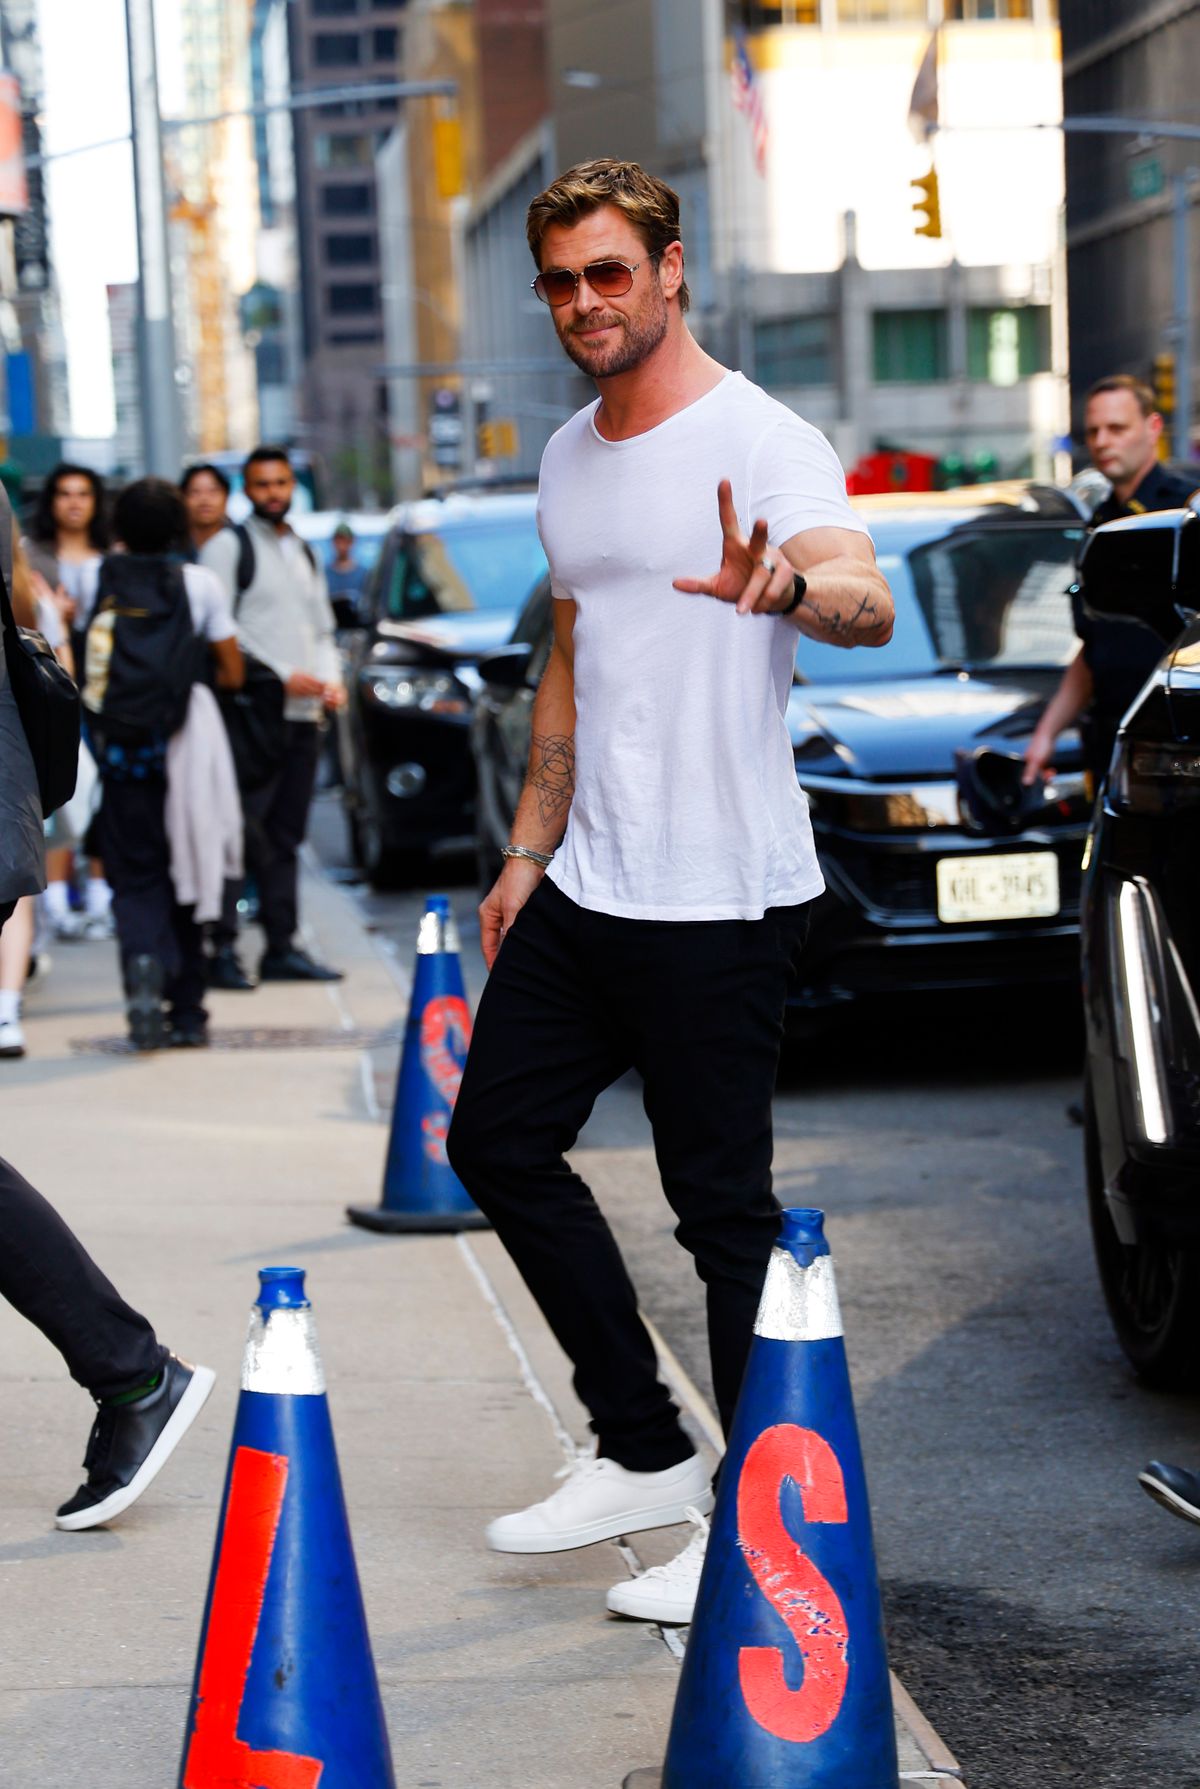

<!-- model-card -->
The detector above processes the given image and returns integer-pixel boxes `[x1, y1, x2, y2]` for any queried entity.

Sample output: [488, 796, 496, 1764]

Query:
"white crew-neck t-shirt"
[537, 370, 872, 922]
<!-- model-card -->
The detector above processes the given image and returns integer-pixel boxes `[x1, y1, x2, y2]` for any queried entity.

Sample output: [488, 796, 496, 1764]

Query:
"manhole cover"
[70, 1025, 401, 1056]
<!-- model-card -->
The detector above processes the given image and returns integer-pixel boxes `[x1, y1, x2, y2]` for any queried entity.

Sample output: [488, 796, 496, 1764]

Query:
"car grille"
[826, 837, 1085, 921]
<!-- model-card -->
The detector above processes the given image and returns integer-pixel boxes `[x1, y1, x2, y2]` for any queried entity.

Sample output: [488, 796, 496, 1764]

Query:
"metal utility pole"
[124, 0, 181, 476]
[1172, 171, 1194, 463]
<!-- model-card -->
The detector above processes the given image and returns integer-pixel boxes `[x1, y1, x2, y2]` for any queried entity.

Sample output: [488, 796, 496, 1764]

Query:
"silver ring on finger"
[759, 554, 776, 575]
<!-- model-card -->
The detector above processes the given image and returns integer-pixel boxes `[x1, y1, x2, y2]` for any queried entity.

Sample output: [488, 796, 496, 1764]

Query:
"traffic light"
[433, 115, 463, 200]
[911, 166, 941, 240]
[477, 418, 518, 461]
[1153, 351, 1176, 416]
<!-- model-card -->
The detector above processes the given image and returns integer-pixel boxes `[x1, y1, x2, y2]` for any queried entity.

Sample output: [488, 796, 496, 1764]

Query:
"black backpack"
[231, 522, 317, 599]
[82, 555, 208, 741]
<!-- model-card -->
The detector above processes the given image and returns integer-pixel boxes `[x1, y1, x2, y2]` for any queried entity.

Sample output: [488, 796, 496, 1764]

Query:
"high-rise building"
[0, 0, 69, 469]
[461, 0, 1068, 484]
[1062, 3, 1199, 448]
[248, 0, 303, 443]
[287, 0, 408, 505]
[170, 0, 261, 456]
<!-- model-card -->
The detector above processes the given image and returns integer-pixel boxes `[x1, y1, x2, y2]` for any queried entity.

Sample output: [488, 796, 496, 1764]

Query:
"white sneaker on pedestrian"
[50, 911, 84, 941]
[81, 912, 115, 942]
[486, 1450, 713, 1554]
[606, 1506, 709, 1624]
[0, 1017, 25, 1059]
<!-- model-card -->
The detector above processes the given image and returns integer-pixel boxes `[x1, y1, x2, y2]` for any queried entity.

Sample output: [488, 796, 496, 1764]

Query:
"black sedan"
[337, 490, 547, 885]
[472, 483, 1095, 1021]
[1076, 500, 1200, 1387]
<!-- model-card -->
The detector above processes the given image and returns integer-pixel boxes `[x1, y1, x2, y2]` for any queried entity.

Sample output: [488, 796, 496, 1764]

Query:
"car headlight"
[1110, 742, 1200, 815]
[359, 667, 469, 716]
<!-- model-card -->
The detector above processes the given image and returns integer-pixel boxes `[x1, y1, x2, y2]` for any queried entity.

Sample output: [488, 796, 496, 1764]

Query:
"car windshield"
[308, 530, 387, 575]
[793, 519, 1086, 684]
[385, 516, 548, 619]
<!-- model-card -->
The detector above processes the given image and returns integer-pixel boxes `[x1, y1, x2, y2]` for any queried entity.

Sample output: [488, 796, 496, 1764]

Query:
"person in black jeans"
[445, 158, 893, 1628]
[200, 446, 345, 987]
[0, 601, 215, 1525]
[84, 479, 243, 1049]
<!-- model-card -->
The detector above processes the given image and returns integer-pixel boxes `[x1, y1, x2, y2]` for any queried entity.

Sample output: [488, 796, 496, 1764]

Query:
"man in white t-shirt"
[446, 159, 893, 1625]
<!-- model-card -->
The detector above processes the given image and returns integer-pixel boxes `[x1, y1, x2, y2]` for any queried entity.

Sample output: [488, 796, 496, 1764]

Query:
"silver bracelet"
[501, 844, 554, 869]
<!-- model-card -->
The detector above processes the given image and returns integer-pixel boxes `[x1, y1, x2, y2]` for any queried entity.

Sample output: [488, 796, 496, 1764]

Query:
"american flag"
[730, 29, 768, 179]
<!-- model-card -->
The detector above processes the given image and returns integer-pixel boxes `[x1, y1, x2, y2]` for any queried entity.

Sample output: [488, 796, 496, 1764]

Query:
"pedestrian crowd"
[2, 445, 346, 1063]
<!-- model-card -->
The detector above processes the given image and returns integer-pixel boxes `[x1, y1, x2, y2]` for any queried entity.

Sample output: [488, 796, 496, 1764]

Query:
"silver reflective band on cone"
[416, 911, 461, 955]
[754, 1246, 844, 1342]
[241, 1307, 327, 1395]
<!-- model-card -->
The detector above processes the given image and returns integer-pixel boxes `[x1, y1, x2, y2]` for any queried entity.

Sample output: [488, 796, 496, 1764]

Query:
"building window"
[837, 0, 928, 20]
[967, 307, 1051, 384]
[754, 314, 835, 386]
[312, 0, 359, 13]
[313, 31, 362, 66]
[873, 310, 948, 383]
[328, 283, 379, 316]
[729, 2, 820, 23]
[325, 232, 376, 267]
[372, 26, 399, 58]
[328, 329, 384, 346]
[943, 0, 1032, 17]
[321, 183, 373, 216]
[315, 133, 374, 169]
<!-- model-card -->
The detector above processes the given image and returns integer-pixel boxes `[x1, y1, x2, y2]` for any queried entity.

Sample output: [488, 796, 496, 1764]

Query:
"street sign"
[1129, 156, 1165, 201]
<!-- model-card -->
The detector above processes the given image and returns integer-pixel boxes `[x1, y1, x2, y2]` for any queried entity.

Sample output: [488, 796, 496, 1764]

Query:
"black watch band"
[780, 573, 807, 616]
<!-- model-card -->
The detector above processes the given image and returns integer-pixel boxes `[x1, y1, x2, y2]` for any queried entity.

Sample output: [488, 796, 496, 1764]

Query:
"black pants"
[97, 773, 207, 1026]
[216, 721, 320, 956]
[0, 909, 162, 1399]
[446, 878, 810, 1472]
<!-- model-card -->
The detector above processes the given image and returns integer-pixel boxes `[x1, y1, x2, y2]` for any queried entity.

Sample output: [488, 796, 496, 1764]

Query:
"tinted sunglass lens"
[536, 270, 577, 305]
[586, 262, 633, 296]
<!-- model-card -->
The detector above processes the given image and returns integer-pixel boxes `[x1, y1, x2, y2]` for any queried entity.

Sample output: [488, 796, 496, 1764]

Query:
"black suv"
[336, 491, 546, 885]
[1077, 499, 1200, 1387]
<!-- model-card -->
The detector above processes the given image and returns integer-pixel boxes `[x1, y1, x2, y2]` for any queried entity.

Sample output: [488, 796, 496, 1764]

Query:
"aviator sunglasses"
[531, 254, 661, 307]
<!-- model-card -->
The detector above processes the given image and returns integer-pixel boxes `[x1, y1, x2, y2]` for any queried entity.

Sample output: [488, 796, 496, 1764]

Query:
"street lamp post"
[124, 0, 181, 476]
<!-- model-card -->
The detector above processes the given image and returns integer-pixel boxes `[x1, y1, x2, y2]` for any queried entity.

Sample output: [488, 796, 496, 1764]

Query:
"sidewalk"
[0, 864, 962, 1787]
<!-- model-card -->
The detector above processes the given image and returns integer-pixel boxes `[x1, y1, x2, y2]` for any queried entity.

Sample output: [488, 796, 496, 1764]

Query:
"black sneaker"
[1139, 1461, 1200, 1527]
[126, 955, 165, 1052]
[259, 946, 344, 983]
[208, 946, 255, 992]
[167, 1019, 210, 1049]
[55, 1354, 216, 1531]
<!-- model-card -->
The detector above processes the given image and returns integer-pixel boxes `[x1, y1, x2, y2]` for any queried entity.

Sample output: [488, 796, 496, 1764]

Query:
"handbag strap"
[0, 481, 17, 639]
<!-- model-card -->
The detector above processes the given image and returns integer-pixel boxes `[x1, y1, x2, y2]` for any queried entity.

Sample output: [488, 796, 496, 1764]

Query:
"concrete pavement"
[0, 861, 962, 1786]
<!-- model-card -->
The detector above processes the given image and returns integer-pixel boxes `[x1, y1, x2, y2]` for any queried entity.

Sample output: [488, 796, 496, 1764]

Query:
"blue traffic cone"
[347, 894, 488, 1233]
[178, 1268, 395, 1789]
[629, 1208, 899, 1789]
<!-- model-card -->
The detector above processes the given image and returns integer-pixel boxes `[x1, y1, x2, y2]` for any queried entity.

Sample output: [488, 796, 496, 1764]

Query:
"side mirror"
[478, 642, 535, 690]
[1078, 504, 1200, 643]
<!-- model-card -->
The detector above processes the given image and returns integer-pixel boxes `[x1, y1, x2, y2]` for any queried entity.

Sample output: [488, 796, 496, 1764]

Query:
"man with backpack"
[200, 446, 345, 987]
[82, 478, 242, 1049]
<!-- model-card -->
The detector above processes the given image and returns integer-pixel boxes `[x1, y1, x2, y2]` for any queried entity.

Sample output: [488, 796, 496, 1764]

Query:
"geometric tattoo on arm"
[528, 732, 575, 828]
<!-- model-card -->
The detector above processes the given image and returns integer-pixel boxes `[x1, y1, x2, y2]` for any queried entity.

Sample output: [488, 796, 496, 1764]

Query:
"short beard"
[250, 497, 290, 524]
[558, 294, 669, 380]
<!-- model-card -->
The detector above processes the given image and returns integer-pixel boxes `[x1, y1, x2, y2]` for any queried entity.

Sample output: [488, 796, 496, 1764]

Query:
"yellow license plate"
[935, 852, 1060, 924]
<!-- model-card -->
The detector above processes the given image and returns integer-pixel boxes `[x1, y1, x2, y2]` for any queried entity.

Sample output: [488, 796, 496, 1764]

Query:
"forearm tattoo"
[528, 732, 575, 827]
[797, 585, 888, 647]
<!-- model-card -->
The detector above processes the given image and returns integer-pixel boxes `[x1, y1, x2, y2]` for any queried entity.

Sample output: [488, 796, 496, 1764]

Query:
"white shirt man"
[445, 158, 893, 1626]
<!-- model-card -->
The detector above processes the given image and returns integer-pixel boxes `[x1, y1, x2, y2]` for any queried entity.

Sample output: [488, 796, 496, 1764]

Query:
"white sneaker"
[606, 1507, 709, 1624]
[0, 1018, 25, 1058]
[486, 1451, 713, 1554]
[81, 912, 115, 942]
[50, 911, 84, 941]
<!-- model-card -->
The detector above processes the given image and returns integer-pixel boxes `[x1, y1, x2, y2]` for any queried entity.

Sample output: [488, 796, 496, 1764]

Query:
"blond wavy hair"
[526, 159, 690, 313]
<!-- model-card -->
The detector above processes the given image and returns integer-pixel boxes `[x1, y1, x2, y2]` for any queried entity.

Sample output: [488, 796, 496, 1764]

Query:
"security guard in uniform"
[1024, 372, 1197, 787]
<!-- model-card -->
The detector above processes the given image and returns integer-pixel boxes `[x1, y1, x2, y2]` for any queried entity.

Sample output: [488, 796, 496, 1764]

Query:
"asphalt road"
[311, 794, 1200, 1789]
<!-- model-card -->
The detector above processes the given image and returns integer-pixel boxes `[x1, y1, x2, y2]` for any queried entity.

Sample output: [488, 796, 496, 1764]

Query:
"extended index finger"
[717, 479, 740, 540]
